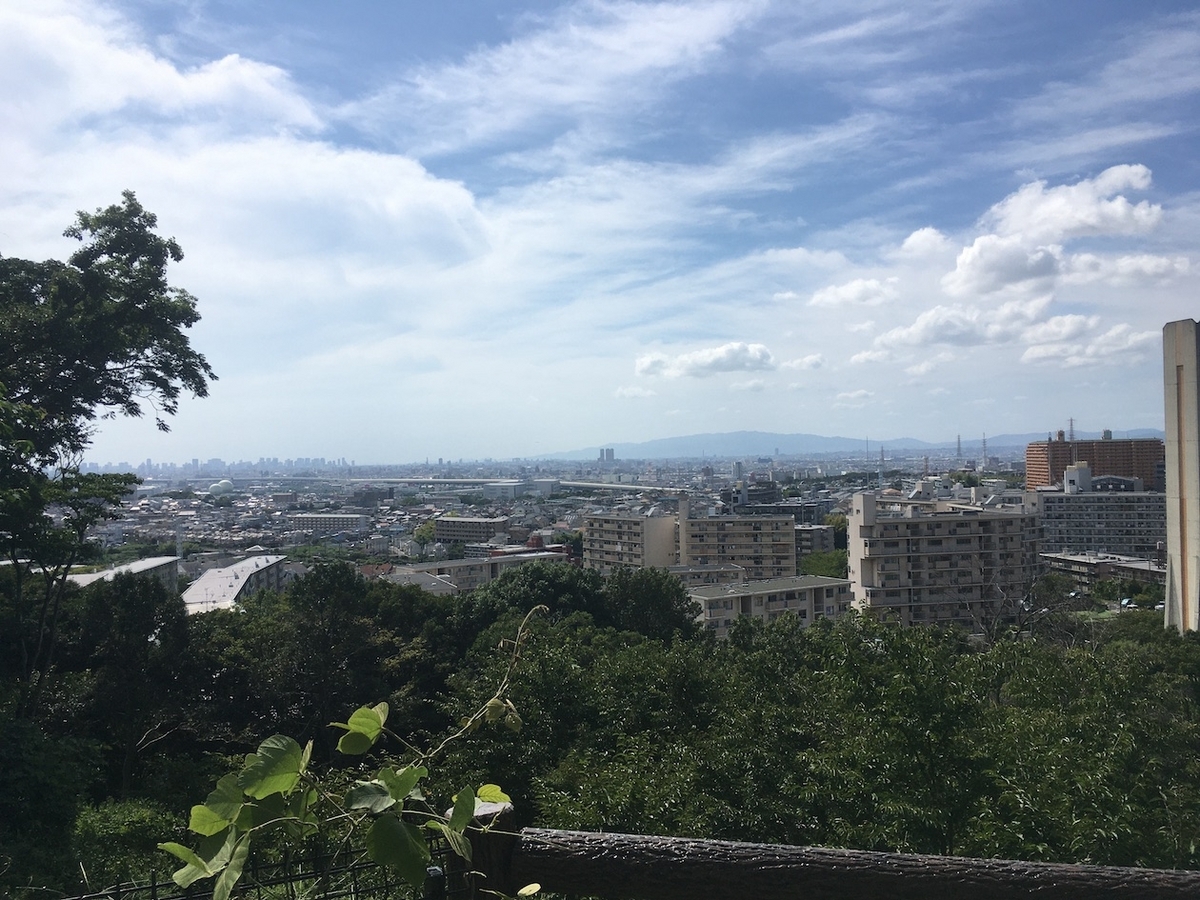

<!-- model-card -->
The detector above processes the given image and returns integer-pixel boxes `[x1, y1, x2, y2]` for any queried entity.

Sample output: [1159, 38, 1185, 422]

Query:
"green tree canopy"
[0, 191, 215, 458]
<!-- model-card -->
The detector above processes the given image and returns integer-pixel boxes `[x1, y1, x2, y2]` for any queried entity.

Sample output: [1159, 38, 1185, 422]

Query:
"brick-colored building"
[1025, 434, 1163, 490]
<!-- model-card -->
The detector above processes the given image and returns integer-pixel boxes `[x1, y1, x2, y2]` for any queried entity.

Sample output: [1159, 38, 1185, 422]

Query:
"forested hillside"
[3, 560, 1199, 895]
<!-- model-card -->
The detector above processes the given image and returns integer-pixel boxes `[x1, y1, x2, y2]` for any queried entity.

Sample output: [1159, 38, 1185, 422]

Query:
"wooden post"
[454, 801, 518, 900]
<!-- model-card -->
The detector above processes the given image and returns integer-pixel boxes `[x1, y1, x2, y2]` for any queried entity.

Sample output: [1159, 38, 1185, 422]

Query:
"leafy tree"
[1, 192, 214, 720]
[0, 190, 214, 457]
[823, 513, 848, 549]
[800, 549, 848, 578]
[601, 567, 700, 641]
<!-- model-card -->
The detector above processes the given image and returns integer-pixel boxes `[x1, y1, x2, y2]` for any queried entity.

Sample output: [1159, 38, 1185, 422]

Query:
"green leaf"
[371, 701, 389, 728]
[426, 820, 472, 863]
[299, 739, 313, 775]
[379, 765, 426, 801]
[518, 885, 541, 897]
[366, 814, 430, 889]
[234, 793, 286, 830]
[347, 705, 384, 738]
[475, 784, 511, 804]
[158, 841, 213, 883]
[239, 735, 303, 799]
[189, 804, 232, 837]
[449, 786, 475, 832]
[213, 832, 251, 900]
[337, 730, 374, 756]
[346, 780, 396, 813]
[204, 773, 245, 821]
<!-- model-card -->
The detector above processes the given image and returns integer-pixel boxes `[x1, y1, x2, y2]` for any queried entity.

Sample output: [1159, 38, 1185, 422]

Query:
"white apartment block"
[582, 513, 678, 574]
[849, 492, 1041, 629]
[182, 555, 288, 613]
[1030, 465, 1164, 559]
[433, 515, 511, 545]
[679, 498, 796, 581]
[691, 574, 852, 639]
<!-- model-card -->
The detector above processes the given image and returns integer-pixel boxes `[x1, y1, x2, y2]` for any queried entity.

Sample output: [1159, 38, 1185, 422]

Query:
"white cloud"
[0, 2, 320, 140]
[344, 0, 760, 154]
[905, 351, 955, 375]
[615, 385, 656, 398]
[834, 389, 874, 407]
[1020, 314, 1098, 345]
[782, 353, 823, 369]
[847, 320, 875, 332]
[810, 276, 897, 306]
[983, 164, 1161, 244]
[876, 296, 1051, 349]
[942, 234, 1062, 296]
[850, 349, 889, 364]
[636, 342, 775, 377]
[896, 226, 953, 257]
[730, 379, 766, 391]
[1020, 323, 1157, 368]
[1063, 253, 1189, 285]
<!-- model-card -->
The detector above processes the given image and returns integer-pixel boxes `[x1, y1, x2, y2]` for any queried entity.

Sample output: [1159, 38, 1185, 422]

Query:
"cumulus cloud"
[896, 226, 953, 257]
[905, 351, 955, 375]
[810, 277, 897, 306]
[1063, 253, 1189, 285]
[1021, 323, 1157, 367]
[635, 342, 775, 377]
[782, 353, 823, 369]
[1020, 314, 1098, 344]
[615, 385, 656, 398]
[941, 166, 1168, 297]
[984, 164, 1161, 243]
[875, 296, 1051, 349]
[730, 379, 766, 391]
[942, 234, 1062, 296]
[850, 349, 889, 364]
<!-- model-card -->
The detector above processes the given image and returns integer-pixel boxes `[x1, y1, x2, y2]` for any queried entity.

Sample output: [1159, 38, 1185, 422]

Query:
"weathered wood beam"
[508, 828, 1200, 900]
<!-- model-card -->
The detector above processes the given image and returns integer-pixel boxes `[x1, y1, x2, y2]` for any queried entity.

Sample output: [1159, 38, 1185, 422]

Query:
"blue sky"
[3, 0, 1199, 464]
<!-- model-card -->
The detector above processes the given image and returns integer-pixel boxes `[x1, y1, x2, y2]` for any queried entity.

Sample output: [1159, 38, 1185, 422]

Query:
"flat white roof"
[182, 555, 286, 613]
[68, 556, 179, 588]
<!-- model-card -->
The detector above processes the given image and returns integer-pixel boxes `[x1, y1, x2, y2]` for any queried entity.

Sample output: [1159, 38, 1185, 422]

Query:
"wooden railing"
[464, 804, 1200, 900]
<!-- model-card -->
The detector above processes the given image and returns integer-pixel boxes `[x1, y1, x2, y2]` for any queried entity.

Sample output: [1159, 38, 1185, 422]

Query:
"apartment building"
[679, 497, 796, 580]
[182, 555, 288, 613]
[582, 512, 677, 574]
[433, 515, 510, 545]
[1030, 465, 1164, 559]
[692, 574, 852, 638]
[1025, 433, 1164, 490]
[849, 492, 1041, 629]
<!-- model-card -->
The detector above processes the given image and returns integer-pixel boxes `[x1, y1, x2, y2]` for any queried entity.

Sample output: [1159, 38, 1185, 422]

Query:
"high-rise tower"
[1164, 319, 1200, 632]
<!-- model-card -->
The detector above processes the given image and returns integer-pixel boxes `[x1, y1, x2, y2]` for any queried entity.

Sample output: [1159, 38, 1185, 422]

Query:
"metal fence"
[62, 838, 465, 900]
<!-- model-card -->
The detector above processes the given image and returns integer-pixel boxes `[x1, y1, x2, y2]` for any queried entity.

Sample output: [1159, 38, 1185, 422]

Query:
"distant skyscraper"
[1164, 319, 1200, 632]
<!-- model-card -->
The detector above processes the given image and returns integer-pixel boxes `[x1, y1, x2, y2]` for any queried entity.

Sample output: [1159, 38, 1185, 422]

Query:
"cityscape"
[7, 0, 1200, 894]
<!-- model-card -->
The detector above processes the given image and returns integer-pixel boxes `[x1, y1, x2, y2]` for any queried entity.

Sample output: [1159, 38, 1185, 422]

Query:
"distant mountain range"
[545, 429, 1166, 461]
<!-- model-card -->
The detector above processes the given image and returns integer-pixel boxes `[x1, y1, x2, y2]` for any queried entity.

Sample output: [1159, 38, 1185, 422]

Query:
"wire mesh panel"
[62, 836, 467, 900]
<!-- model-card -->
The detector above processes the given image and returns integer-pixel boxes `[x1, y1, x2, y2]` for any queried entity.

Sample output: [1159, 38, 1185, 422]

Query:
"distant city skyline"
[4, 1, 1198, 464]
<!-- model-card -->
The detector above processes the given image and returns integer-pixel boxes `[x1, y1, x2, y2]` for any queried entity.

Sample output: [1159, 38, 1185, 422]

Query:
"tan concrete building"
[1025, 434, 1163, 490]
[1164, 318, 1200, 631]
[692, 574, 852, 638]
[582, 512, 677, 574]
[849, 493, 1041, 629]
